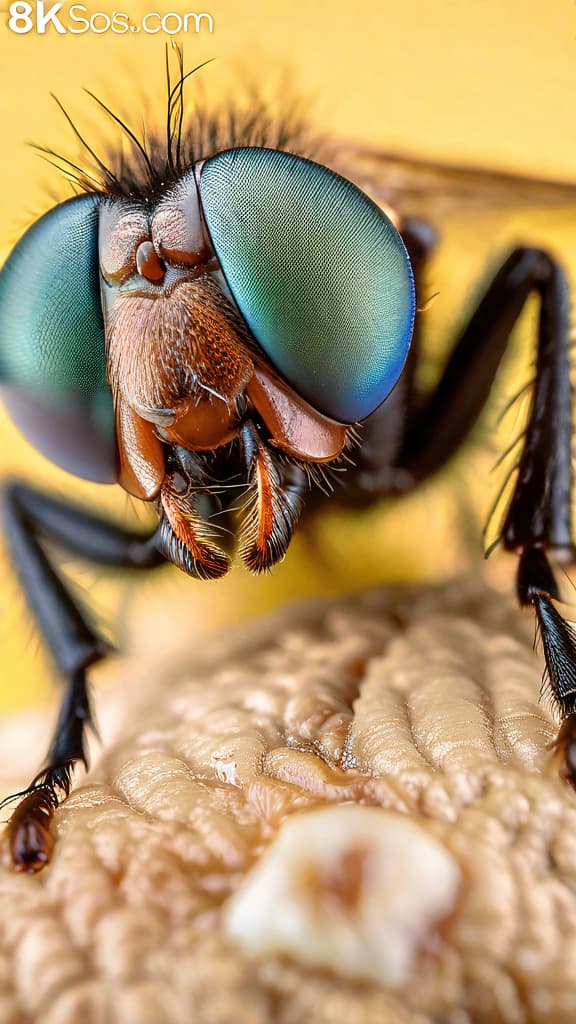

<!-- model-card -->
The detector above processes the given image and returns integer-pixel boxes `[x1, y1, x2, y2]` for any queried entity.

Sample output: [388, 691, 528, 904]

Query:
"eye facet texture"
[0, 194, 116, 481]
[199, 147, 415, 424]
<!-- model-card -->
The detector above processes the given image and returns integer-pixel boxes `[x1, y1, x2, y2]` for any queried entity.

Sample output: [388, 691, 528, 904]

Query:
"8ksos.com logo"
[7, 1, 213, 34]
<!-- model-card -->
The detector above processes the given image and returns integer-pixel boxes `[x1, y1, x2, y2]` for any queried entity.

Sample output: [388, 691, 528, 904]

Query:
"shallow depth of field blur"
[0, 0, 575, 712]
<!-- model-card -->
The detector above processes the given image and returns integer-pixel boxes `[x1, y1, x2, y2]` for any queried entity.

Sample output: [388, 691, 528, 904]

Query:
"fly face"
[0, 142, 415, 579]
[99, 175, 258, 495]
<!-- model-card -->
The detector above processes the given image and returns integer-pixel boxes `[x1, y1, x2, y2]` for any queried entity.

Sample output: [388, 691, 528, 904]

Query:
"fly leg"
[393, 247, 575, 748]
[396, 247, 571, 489]
[1, 481, 166, 871]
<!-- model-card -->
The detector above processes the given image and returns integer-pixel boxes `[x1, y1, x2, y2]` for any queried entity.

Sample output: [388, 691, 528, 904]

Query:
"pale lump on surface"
[224, 804, 460, 986]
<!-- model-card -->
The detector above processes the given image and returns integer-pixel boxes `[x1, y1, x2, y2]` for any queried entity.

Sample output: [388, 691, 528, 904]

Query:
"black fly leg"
[397, 248, 571, 486]
[1, 481, 166, 871]
[392, 247, 576, 749]
[499, 264, 576, 770]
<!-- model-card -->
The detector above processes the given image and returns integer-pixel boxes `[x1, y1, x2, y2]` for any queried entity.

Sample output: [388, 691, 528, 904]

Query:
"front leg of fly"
[0, 483, 167, 871]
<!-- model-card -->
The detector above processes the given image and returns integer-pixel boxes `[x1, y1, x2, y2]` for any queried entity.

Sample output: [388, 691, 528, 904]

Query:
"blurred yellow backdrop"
[0, 0, 576, 712]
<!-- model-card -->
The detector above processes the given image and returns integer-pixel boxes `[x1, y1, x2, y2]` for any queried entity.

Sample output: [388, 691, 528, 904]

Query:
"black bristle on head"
[42, 45, 314, 204]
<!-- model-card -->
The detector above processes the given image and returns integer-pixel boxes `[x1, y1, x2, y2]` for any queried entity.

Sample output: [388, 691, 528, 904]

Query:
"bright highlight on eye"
[199, 147, 415, 424]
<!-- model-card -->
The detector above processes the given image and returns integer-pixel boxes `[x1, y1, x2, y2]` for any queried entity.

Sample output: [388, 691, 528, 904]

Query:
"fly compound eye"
[0, 194, 116, 482]
[198, 147, 415, 424]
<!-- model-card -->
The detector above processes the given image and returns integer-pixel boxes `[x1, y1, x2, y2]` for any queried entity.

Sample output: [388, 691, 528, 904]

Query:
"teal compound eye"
[198, 147, 415, 424]
[0, 193, 116, 482]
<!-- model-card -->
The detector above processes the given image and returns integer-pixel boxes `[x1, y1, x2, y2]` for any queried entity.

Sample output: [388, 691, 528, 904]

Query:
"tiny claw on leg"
[7, 787, 57, 872]
[3, 762, 75, 873]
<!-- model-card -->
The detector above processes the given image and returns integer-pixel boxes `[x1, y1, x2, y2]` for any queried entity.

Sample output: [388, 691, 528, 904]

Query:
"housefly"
[1, 57, 575, 871]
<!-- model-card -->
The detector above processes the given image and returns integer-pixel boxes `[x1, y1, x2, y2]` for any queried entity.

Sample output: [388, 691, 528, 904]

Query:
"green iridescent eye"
[0, 194, 116, 481]
[199, 147, 415, 424]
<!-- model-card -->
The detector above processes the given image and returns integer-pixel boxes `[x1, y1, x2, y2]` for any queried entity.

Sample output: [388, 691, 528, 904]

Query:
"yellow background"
[0, 0, 576, 712]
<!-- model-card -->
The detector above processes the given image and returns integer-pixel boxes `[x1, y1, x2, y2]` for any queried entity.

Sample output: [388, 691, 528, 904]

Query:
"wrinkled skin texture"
[1, 577, 575, 1024]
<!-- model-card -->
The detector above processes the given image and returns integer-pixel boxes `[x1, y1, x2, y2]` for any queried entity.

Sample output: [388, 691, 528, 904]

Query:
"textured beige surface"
[0, 577, 574, 1024]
